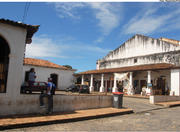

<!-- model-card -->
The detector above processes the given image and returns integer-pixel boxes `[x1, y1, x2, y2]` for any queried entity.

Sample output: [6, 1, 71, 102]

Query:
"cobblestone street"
[123, 97, 164, 113]
[6, 97, 180, 131]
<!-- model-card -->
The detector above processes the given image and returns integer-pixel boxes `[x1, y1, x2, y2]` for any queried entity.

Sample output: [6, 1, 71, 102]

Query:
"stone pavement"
[123, 97, 164, 113]
[2, 96, 178, 131]
[9, 100, 180, 131]
[0, 107, 133, 130]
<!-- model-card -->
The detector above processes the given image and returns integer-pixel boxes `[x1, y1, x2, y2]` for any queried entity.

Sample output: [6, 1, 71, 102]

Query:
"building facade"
[78, 34, 180, 96]
[23, 58, 76, 90]
[0, 19, 39, 115]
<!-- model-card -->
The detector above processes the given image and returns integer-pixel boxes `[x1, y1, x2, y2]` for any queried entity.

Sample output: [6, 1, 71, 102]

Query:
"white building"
[23, 58, 76, 90]
[78, 34, 180, 96]
[0, 19, 39, 115]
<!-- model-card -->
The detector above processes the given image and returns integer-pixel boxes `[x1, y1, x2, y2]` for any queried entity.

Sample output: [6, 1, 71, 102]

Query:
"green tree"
[63, 65, 72, 69]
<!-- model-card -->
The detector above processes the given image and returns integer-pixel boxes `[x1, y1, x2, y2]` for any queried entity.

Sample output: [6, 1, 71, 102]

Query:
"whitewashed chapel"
[0, 19, 40, 115]
[23, 58, 76, 90]
[78, 34, 180, 96]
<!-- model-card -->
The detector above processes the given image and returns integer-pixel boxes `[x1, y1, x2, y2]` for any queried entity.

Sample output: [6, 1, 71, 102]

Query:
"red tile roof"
[77, 63, 176, 75]
[24, 58, 69, 70]
[160, 37, 180, 46]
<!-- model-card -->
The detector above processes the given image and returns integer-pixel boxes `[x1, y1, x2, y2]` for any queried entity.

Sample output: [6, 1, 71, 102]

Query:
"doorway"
[50, 73, 58, 87]
[0, 36, 10, 93]
[157, 77, 166, 95]
[25, 71, 30, 82]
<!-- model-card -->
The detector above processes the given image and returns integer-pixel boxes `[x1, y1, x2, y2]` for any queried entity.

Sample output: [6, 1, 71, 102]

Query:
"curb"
[0, 110, 133, 130]
[155, 103, 180, 108]
[168, 104, 180, 108]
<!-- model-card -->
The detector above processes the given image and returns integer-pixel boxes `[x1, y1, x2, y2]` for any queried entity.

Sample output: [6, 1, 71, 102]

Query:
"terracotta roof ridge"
[24, 58, 69, 70]
[0, 18, 40, 27]
[78, 63, 174, 75]
[0, 18, 39, 44]
[159, 37, 180, 46]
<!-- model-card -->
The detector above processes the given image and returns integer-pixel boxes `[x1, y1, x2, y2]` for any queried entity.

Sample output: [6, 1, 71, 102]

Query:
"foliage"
[63, 65, 72, 69]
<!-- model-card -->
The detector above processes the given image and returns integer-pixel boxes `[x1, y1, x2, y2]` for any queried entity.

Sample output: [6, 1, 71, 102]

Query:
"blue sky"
[1, 2, 180, 72]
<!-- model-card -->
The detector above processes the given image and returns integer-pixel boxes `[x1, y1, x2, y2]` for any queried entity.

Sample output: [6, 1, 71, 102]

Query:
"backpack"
[50, 83, 56, 95]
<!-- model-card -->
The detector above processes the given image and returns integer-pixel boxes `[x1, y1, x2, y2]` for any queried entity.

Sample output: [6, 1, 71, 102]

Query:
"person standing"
[39, 77, 53, 114]
[28, 68, 36, 86]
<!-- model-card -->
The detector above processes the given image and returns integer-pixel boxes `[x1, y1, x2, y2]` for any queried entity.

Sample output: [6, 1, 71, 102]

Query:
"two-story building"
[77, 34, 180, 96]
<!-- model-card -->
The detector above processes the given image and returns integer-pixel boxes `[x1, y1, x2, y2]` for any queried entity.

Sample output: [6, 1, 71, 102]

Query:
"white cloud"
[25, 37, 68, 58]
[53, 2, 121, 41]
[25, 36, 111, 59]
[94, 36, 104, 43]
[54, 2, 85, 19]
[76, 45, 110, 54]
[88, 3, 120, 36]
[123, 5, 180, 35]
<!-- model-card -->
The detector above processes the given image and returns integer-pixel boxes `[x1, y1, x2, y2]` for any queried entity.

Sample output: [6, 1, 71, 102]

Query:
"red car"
[21, 82, 48, 94]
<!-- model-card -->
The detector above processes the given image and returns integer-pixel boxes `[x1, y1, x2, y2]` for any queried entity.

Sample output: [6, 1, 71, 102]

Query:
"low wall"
[150, 95, 180, 104]
[0, 94, 113, 116]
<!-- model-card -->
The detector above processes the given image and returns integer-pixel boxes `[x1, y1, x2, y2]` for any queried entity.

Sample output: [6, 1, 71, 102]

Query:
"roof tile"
[77, 63, 175, 75]
[0, 18, 39, 44]
[24, 58, 69, 70]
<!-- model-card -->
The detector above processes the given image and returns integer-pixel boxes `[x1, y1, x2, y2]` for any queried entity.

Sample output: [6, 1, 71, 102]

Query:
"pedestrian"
[51, 83, 56, 95]
[28, 68, 36, 86]
[39, 77, 53, 114]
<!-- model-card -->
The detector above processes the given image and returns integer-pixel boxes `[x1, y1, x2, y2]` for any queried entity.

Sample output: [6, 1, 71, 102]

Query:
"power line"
[22, 2, 31, 23]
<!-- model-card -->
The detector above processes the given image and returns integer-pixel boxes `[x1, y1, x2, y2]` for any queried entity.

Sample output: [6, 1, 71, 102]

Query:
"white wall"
[0, 22, 28, 116]
[150, 95, 180, 104]
[23, 65, 75, 90]
[0, 23, 26, 97]
[103, 34, 180, 61]
[170, 69, 180, 96]
[97, 35, 180, 70]
[99, 51, 180, 69]
[0, 94, 112, 116]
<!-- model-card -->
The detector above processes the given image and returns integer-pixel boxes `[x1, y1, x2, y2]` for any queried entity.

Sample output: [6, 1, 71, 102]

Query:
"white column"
[81, 75, 84, 85]
[147, 71, 152, 95]
[112, 74, 117, 92]
[128, 72, 134, 95]
[170, 69, 180, 96]
[100, 74, 104, 92]
[147, 71, 151, 84]
[130, 72, 133, 86]
[89, 74, 94, 92]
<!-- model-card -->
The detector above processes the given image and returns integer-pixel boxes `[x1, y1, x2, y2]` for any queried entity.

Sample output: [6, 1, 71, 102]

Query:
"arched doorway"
[50, 73, 58, 87]
[0, 36, 10, 93]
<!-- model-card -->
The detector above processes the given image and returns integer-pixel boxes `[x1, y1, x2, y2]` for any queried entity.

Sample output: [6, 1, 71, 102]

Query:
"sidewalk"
[124, 94, 149, 99]
[0, 107, 133, 130]
[155, 101, 180, 107]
